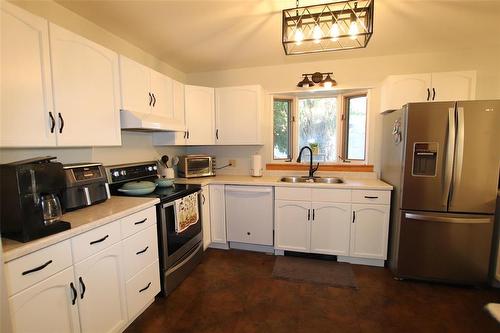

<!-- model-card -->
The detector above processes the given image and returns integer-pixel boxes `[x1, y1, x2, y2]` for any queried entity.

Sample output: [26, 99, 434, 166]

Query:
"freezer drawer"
[225, 186, 274, 246]
[396, 210, 493, 284]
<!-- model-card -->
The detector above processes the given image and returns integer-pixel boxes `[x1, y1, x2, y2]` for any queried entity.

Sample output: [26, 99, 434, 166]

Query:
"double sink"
[280, 176, 343, 184]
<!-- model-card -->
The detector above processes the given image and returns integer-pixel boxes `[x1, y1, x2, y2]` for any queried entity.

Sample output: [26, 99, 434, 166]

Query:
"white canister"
[251, 154, 263, 177]
[165, 167, 175, 179]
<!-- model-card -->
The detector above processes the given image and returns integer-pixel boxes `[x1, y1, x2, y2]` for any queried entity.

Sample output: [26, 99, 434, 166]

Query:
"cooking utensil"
[117, 181, 156, 195]
[161, 155, 169, 168]
[155, 177, 174, 188]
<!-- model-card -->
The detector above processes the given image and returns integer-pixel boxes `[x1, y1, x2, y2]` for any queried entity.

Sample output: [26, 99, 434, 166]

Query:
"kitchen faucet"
[297, 146, 320, 178]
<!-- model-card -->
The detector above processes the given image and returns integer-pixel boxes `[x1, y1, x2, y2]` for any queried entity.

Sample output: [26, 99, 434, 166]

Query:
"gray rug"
[272, 256, 358, 289]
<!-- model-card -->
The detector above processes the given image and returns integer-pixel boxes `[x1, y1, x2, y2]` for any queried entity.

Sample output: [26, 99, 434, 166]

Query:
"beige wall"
[1, 1, 186, 165]
[186, 46, 500, 176]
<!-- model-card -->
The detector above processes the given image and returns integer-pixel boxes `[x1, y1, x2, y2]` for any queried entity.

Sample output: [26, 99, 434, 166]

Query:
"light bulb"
[323, 81, 332, 88]
[294, 27, 304, 45]
[349, 19, 358, 40]
[313, 25, 322, 44]
[330, 22, 340, 41]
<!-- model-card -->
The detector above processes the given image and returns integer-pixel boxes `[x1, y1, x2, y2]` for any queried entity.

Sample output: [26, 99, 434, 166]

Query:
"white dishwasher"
[225, 185, 274, 246]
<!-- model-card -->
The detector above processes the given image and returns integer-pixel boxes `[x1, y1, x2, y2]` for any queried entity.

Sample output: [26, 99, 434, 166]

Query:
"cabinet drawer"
[121, 206, 157, 239]
[5, 240, 72, 296]
[311, 189, 351, 203]
[352, 190, 390, 205]
[71, 220, 121, 263]
[123, 225, 159, 281]
[126, 260, 160, 320]
[275, 187, 311, 201]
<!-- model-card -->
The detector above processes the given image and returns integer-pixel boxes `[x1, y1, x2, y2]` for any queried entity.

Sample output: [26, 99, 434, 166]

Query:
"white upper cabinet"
[150, 69, 174, 119]
[49, 23, 121, 146]
[172, 79, 186, 128]
[0, 2, 55, 147]
[185, 85, 215, 145]
[430, 71, 476, 102]
[380, 71, 476, 112]
[119, 56, 151, 114]
[215, 85, 263, 145]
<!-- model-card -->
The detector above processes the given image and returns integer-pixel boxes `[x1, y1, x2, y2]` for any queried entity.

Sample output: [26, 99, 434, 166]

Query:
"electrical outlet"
[229, 159, 236, 167]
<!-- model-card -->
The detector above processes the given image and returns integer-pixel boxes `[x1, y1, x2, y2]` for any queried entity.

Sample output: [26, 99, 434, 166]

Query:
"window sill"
[266, 163, 373, 172]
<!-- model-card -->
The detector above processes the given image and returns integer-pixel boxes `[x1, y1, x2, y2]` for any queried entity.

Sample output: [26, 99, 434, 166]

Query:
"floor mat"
[272, 255, 358, 289]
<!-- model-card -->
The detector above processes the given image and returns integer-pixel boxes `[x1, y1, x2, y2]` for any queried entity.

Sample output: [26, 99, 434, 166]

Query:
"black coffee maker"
[0, 156, 71, 242]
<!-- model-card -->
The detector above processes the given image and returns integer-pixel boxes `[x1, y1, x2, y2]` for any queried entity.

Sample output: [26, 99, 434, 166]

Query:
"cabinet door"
[215, 85, 261, 145]
[201, 185, 211, 250]
[1, 2, 56, 147]
[9, 267, 80, 333]
[150, 69, 173, 119]
[119, 55, 151, 114]
[350, 204, 390, 259]
[431, 71, 476, 102]
[172, 79, 186, 128]
[74, 242, 127, 333]
[185, 85, 215, 145]
[209, 185, 226, 244]
[275, 200, 310, 252]
[310, 202, 351, 256]
[49, 23, 121, 146]
[380, 74, 431, 112]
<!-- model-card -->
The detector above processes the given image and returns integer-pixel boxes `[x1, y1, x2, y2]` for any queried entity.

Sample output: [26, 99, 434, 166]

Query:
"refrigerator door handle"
[442, 107, 456, 207]
[451, 107, 465, 203]
[405, 213, 490, 224]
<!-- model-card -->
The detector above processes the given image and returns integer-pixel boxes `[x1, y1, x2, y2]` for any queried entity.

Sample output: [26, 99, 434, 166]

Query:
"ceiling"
[54, 0, 500, 73]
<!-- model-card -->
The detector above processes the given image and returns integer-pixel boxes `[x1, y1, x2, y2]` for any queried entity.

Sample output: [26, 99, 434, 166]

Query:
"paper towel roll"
[251, 154, 263, 177]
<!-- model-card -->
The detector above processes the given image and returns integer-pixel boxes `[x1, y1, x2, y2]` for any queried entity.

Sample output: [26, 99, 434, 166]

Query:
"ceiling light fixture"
[282, 0, 374, 55]
[297, 72, 337, 88]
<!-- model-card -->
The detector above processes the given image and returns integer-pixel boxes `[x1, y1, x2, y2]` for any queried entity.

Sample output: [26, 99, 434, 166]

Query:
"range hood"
[120, 110, 185, 132]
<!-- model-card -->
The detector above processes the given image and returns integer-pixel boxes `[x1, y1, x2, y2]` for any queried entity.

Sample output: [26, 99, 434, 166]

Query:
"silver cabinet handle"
[83, 187, 91, 206]
[405, 213, 490, 224]
[104, 183, 111, 199]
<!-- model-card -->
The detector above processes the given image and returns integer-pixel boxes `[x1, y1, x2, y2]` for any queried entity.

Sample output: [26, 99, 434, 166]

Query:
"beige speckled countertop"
[2, 196, 159, 262]
[174, 175, 393, 190]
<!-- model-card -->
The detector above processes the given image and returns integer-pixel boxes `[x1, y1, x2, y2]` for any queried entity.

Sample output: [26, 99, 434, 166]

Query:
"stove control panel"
[105, 162, 158, 184]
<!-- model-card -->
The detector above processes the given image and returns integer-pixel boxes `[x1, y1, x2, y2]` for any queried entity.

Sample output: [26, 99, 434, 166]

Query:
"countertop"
[174, 175, 393, 190]
[2, 196, 159, 262]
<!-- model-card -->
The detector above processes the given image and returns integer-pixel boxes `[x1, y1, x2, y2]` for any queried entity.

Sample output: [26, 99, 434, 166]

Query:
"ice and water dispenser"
[412, 142, 438, 176]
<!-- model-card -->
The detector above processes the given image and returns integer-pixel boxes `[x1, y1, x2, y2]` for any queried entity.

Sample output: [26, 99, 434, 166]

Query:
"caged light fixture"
[282, 0, 374, 55]
[297, 72, 337, 88]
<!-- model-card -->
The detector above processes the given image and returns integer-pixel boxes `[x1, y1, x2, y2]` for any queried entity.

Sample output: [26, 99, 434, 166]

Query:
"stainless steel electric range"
[105, 161, 203, 296]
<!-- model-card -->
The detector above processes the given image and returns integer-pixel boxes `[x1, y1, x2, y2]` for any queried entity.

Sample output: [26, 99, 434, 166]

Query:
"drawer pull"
[22, 260, 52, 275]
[364, 196, 379, 199]
[134, 218, 147, 225]
[136, 246, 149, 255]
[89, 234, 109, 245]
[70, 282, 77, 305]
[352, 211, 356, 223]
[139, 282, 151, 293]
[79, 277, 86, 299]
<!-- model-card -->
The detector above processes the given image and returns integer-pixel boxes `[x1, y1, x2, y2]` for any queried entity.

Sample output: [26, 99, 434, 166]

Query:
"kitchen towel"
[174, 193, 199, 233]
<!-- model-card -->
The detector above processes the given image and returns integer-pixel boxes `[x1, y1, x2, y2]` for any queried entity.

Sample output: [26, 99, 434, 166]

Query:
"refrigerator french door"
[382, 100, 500, 285]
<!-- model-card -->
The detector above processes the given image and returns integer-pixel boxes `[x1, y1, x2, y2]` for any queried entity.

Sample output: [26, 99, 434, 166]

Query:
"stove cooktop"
[111, 183, 201, 203]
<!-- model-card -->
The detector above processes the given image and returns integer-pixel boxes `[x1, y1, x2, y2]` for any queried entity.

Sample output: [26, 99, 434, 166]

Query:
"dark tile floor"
[125, 249, 500, 333]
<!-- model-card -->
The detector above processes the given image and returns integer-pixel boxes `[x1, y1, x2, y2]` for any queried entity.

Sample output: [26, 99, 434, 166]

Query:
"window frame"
[341, 93, 368, 162]
[270, 90, 369, 164]
[272, 97, 294, 161]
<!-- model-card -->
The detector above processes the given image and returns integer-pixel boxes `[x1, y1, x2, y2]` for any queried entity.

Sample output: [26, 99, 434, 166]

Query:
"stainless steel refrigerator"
[381, 100, 500, 285]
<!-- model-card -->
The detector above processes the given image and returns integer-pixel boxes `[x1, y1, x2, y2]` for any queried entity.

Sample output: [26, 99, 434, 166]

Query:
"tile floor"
[125, 249, 500, 333]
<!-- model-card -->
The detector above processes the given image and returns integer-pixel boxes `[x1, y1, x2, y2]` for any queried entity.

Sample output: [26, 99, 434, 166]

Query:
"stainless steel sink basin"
[313, 177, 343, 184]
[280, 176, 343, 184]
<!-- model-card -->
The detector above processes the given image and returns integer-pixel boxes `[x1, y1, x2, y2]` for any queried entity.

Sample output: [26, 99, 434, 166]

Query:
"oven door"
[157, 192, 203, 269]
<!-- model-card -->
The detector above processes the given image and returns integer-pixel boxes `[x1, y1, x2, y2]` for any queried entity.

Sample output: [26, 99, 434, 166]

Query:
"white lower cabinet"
[275, 200, 310, 252]
[310, 202, 351, 256]
[209, 185, 227, 246]
[74, 242, 127, 333]
[9, 267, 80, 333]
[201, 185, 211, 250]
[350, 204, 390, 259]
[5, 205, 160, 333]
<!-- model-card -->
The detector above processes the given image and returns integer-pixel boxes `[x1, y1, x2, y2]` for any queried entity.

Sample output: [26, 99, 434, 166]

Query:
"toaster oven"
[177, 155, 215, 178]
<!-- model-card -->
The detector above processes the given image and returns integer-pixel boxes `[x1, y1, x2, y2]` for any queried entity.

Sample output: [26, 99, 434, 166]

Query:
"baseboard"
[337, 256, 385, 267]
[229, 242, 274, 254]
[274, 249, 285, 256]
[208, 242, 229, 250]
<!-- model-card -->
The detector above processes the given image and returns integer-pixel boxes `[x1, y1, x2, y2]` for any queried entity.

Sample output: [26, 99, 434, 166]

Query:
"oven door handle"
[166, 242, 203, 275]
[161, 190, 201, 209]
